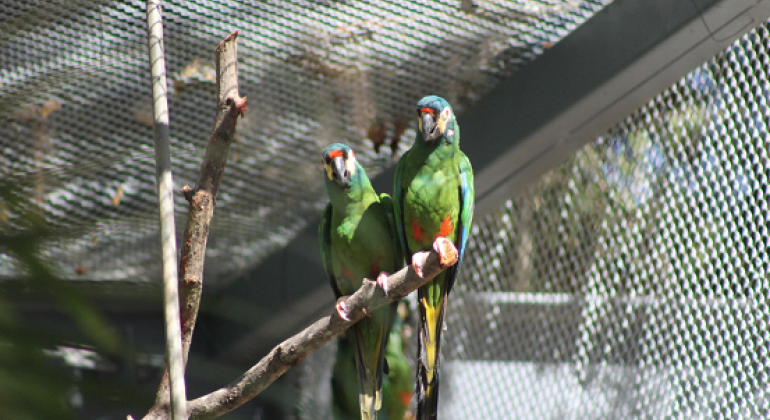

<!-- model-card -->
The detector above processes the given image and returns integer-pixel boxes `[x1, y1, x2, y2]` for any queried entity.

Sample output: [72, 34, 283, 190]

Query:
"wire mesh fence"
[441, 21, 769, 420]
[296, 20, 770, 420]
[0, 0, 607, 286]
[3, 1, 769, 419]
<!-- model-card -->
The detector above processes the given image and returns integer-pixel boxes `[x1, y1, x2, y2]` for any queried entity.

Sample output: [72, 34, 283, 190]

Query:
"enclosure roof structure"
[2, 0, 607, 287]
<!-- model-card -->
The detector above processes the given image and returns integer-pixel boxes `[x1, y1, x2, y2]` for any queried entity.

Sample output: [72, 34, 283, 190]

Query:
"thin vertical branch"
[177, 32, 244, 368]
[139, 30, 246, 420]
[146, 2, 187, 420]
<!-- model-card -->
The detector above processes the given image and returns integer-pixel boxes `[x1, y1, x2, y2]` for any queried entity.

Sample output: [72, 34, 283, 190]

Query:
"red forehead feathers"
[328, 149, 344, 159]
[420, 107, 435, 115]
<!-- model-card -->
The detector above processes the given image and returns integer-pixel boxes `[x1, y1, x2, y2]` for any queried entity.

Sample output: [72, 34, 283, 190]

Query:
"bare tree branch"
[145, 239, 459, 420]
[141, 30, 246, 420]
[178, 29, 244, 366]
[146, 1, 187, 419]
[136, 27, 459, 420]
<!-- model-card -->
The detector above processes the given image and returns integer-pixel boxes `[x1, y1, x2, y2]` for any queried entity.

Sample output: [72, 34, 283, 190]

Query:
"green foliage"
[0, 182, 144, 419]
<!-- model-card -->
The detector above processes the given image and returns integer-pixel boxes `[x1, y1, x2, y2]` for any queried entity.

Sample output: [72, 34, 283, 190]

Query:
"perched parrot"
[333, 302, 414, 420]
[393, 96, 474, 420]
[320, 143, 404, 420]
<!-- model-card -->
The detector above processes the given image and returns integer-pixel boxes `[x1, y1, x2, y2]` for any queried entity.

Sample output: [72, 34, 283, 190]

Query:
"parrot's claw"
[376, 272, 391, 296]
[412, 238, 459, 278]
[412, 251, 430, 278]
[433, 236, 458, 269]
[335, 297, 352, 321]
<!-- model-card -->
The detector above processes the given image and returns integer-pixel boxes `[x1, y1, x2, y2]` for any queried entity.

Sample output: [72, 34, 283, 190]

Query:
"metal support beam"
[464, 0, 770, 216]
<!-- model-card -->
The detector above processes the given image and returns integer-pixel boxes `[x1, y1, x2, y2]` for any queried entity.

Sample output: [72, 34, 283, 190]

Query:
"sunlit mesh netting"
[0, 0, 608, 284]
[296, 22, 770, 420]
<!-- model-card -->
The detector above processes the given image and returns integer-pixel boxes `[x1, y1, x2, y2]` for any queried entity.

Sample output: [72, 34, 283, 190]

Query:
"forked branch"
[147, 241, 458, 420]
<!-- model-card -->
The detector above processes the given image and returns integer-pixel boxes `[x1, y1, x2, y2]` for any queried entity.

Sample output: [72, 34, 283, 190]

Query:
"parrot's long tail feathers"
[416, 284, 449, 420]
[416, 369, 440, 420]
[352, 316, 390, 420]
[359, 394, 375, 420]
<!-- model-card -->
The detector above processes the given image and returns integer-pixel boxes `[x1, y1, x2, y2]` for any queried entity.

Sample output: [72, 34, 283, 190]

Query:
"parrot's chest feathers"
[330, 203, 391, 284]
[404, 164, 460, 243]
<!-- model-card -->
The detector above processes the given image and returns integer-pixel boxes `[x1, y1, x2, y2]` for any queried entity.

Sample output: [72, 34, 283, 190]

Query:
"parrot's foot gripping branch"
[433, 236, 458, 267]
[335, 296, 352, 321]
[376, 272, 391, 296]
[412, 237, 458, 278]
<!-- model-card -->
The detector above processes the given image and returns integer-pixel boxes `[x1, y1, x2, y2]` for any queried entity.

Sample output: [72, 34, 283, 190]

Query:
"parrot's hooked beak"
[421, 112, 441, 142]
[331, 156, 351, 188]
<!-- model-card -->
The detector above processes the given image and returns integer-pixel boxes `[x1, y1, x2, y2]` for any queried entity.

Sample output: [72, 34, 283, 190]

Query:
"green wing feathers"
[379, 193, 405, 268]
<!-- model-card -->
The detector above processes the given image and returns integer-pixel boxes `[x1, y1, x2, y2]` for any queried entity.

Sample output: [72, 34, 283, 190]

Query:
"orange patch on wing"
[420, 107, 434, 115]
[411, 220, 423, 242]
[399, 391, 412, 407]
[328, 149, 344, 158]
[370, 255, 384, 278]
[438, 216, 453, 237]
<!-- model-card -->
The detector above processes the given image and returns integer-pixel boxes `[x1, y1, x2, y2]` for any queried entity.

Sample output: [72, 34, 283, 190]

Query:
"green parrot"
[333, 302, 414, 420]
[393, 96, 474, 420]
[320, 143, 403, 420]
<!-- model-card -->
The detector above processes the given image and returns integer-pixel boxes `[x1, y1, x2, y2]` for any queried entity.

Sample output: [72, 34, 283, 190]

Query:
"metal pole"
[146, 1, 187, 419]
